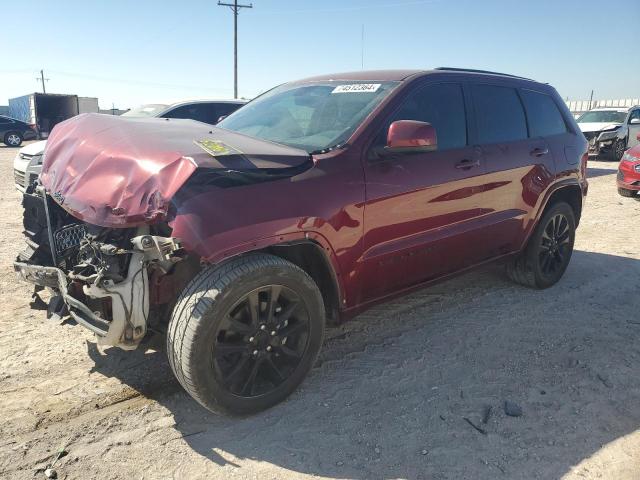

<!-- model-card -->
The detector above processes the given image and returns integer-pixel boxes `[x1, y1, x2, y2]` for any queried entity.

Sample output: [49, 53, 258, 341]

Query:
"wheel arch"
[541, 183, 583, 227]
[262, 240, 342, 324]
[197, 233, 344, 325]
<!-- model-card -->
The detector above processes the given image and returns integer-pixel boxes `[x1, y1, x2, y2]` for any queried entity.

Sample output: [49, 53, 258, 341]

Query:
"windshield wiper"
[309, 143, 349, 156]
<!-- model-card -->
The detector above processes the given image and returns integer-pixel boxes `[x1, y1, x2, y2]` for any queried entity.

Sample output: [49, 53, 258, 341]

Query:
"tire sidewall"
[180, 261, 324, 415]
[527, 202, 576, 289]
[4, 132, 22, 147]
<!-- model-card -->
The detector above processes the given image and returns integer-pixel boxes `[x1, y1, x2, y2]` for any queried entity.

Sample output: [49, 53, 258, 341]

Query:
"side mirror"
[630, 118, 640, 125]
[386, 120, 437, 153]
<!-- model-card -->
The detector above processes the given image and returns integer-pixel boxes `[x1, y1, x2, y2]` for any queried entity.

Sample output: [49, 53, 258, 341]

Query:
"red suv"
[15, 68, 588, 415]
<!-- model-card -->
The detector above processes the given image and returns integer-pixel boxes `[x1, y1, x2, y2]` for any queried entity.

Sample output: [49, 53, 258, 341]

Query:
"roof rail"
[435, 67, 534, 81]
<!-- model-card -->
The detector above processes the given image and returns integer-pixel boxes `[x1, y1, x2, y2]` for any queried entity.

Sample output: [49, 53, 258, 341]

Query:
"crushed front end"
[14, 185, 185, 349]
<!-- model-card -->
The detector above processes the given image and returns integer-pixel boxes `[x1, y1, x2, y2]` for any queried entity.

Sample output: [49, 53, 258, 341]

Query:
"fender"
[171, 219, 347, 308]
[518, 177, 586, 251]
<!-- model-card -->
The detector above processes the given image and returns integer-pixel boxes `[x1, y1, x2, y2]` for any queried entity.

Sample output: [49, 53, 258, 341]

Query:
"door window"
[520, 89, 567, 137]
[163, 103, 219, 125]
[373, 83, 467, 153]
[472, 85, 527, 144]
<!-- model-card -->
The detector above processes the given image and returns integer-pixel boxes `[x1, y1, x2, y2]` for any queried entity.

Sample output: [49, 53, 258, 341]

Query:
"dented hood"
[40, 113, 311, 227]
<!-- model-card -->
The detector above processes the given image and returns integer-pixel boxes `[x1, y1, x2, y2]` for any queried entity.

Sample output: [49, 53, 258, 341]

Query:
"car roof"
[589, 107, 629, 112]
[167, 99, 248, 108]
[0, 114, 21, 121]
[292, 67, 540, 85]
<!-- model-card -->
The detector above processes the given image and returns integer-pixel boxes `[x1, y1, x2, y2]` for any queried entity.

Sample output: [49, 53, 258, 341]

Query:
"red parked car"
[617, 132, 640, 197]
[15, 68, 588, 415]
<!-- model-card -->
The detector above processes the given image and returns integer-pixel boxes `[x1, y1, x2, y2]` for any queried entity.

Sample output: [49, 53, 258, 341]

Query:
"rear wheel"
[4, 132, 22, 147]
[618, 187, 637, 198]
[167, 253, 325, 415]
[506, 202, 576, 289]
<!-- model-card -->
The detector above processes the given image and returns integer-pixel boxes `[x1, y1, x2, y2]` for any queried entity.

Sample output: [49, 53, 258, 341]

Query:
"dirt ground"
[0, 142, 639, 480]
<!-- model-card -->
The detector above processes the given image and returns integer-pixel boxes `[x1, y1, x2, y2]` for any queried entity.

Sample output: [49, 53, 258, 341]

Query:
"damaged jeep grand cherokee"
[15, 69, 588, 415]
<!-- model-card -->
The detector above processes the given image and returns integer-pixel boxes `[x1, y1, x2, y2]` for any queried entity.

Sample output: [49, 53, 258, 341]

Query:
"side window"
[472, 84, 527, 144]
[520, 89, 567, 137]
[375, 83, 467, 151]
[193, 104, 223, 124]
[163, 104, 218, 124]
[216, 103, 242, 121]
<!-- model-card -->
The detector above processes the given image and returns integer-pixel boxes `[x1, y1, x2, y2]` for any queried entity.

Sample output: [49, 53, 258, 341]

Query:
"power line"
[218, 0, 253, 99]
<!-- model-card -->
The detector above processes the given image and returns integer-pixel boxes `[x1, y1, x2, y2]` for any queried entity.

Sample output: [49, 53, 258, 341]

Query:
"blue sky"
[1, 0, 638, 109]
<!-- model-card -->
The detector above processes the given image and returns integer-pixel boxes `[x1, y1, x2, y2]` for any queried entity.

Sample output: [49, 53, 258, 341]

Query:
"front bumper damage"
[583, 131, 619, 156]
[14, 186, 183, 350]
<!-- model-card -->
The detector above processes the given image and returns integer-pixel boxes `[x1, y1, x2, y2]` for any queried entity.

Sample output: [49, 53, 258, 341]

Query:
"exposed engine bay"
[14, 184, 198, 349]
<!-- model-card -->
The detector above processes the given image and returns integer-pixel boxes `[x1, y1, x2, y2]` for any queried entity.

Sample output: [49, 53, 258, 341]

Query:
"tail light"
[29, 124, 37, 131]
[581, 152, 588, 178]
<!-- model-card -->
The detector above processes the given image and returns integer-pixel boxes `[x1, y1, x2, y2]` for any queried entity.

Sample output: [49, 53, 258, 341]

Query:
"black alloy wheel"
[537, 213, 572, 278]
[506, 201, 576, 289]
[213, 284, 310, 398]
[167, 253, 325, 415]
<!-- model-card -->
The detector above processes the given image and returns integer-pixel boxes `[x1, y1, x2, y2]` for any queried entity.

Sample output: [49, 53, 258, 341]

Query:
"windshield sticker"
[331, 83, 381, 94]
[194, 139, 241, 157]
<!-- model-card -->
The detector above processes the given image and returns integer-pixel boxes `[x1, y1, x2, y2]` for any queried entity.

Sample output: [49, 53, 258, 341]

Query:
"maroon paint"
[387, 120, 437, 149]
[40, 70, 588, 318]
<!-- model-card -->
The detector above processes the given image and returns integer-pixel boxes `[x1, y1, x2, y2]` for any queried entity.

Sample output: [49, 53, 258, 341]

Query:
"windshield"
[217, 81, 399, 153]
[577, 110, 627, 124]
[121, 104, 169, 118]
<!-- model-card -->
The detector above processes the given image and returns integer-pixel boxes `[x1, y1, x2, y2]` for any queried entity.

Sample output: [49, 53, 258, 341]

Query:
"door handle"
[530, 147, 549, 157]
[455, 159, 480, 170]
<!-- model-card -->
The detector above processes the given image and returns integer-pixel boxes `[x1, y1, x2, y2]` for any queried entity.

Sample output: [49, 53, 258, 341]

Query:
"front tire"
[612, 138, 627, 161]
[618, 187, 637, 198]
[4, 132, 22, 147]
[167, 253, 325, 415]
[506, 202, 576, 289]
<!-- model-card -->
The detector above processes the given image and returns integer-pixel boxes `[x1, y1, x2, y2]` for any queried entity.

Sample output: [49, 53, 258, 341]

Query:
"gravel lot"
[0, 142, 639, 480]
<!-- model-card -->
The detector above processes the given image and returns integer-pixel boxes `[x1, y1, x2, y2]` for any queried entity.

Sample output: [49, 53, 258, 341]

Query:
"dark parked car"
[0, 115, 37, 147]
[15, 68, 588, 415]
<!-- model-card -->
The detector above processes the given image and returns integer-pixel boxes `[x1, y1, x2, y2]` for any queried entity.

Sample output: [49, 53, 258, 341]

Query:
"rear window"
[473, 85, 527, 144]
[520, 90, 567, 137]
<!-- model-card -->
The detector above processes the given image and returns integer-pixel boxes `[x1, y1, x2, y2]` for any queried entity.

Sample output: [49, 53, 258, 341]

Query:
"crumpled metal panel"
[40, 113, 311, 227]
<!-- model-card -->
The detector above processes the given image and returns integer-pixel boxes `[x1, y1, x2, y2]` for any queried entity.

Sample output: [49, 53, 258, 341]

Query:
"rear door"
[360, 82, 488, 301]
[470, 83, 553, 256]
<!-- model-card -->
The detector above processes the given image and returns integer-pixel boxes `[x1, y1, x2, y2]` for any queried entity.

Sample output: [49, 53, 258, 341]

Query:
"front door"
[627, 109, 640, 149]
[360, 82, 488, 302]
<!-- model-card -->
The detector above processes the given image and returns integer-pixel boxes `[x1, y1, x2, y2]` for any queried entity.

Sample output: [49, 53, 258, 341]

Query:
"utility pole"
[218, 0, 253, 99]
[361, 24, 364, 69]
[36, 69, 49, 94]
